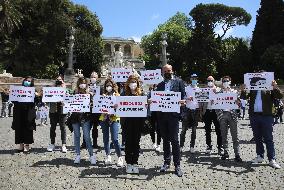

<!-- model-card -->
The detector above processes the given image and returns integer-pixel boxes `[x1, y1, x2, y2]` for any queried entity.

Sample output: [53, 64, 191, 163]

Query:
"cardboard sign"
[140, 69, 163, 84]
[244, 72, 274, 91]
[150, 91, 181, 113]
[211, 92, 239, 110]
[89, 85, 100, 96]
[63, 94, 90, 113]
[116, 96, 147, 117]
[92, 95, 116, 114]
[111, 68, 133, 82]
[9, 86, 35, 102]
[42, 87, 67, 102]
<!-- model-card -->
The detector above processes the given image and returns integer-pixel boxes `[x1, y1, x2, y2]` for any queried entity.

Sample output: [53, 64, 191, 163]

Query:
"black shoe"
[175, 166, 183, 177]
[221, 153, 229, 160]
[92, 144, 100, 149]
[160, 164, 170, 172]
[235, 155, 243, 162]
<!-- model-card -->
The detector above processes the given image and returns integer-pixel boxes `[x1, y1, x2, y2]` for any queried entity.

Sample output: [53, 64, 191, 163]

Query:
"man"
[216, 76, 242, 162]
[180, 74, 200, 153]
[201, 76, 223, 155]
[156, 64, 185, 177]
[241, 77, 283, 169]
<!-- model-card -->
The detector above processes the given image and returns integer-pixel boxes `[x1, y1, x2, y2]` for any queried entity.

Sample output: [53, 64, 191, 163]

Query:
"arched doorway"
[124, 44, 131, 57]
[104, 43, 111, 56]
[114, 44, 121, 52]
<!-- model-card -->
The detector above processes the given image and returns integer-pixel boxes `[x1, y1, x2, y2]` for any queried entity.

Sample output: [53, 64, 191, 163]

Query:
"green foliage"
[36, 64, 59, 79]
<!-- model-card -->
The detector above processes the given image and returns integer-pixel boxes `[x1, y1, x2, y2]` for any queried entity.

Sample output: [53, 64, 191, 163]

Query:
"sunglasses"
[207, 80, 213, 82]
[222, 80, 230, 83]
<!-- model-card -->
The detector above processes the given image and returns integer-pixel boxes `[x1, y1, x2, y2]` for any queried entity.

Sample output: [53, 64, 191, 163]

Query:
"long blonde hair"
[125, 75, 142, 96]
[75, 77, 89, 94]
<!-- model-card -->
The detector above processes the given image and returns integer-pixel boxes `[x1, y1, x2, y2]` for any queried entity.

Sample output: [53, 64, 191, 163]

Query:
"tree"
[251, 0, 284, 71]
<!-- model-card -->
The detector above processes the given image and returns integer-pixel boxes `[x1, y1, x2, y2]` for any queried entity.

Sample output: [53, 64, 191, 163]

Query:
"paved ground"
[0, 115, 283, 190]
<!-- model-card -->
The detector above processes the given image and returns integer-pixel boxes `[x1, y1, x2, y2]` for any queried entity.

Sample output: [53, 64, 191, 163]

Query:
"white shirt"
[185, 85, 199, 110]
[254, 90, 263, 112]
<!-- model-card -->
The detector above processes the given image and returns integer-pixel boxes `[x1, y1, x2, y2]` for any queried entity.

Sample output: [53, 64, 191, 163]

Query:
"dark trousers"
[204, 110, 222, 149]
[250, 114, 275, 161]
[15, 126, 34, 144]
[120, 118, 126, 146]
[180, 109, 199, 148]
[125, 117, 143, 165]
[149, 112, 161, 145]
[159, 113, 180, 167]
[49, 113, 67, 144]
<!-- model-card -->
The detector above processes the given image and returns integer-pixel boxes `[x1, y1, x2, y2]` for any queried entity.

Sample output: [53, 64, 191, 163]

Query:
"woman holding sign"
[99, 79, 123, 167]
[69, 77, 96, 165]
[11, 76, 36, 153]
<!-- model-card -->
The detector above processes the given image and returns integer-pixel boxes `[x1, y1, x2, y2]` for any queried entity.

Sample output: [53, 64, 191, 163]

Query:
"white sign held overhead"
[244, 72, 274, 91]
[116, 96, 147, 117]
[63, 94, 90, 114]
[150, 91, 181, 113]
[140, 69, 163, 84]
[92, 95, 116, 114]
[42, 87, 67, 102]
[111, 68, 133, 82]
[9, 86, 35, 102]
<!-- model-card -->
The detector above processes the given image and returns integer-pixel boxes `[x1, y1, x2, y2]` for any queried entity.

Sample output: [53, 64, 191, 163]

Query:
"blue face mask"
[23, 81, 31, 87]
[191, 80, 198, 86]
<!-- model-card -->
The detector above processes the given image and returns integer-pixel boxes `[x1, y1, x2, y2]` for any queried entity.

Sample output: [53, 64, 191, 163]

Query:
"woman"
[69, 77, 96, 165]
[47, 76, 67, 153]
[99, 78, 123, 167]
[122, 75, 146, 174]
[12, 76, 36, 153]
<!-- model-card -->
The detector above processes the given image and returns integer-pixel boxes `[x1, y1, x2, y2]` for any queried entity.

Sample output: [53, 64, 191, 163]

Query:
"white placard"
[150, 91, 181, 113]
[244, 72, 274, 91]
[211, 92, 239, 110]
[92, 95, 116, 114]
[42, 87, 67, 102]
[89, 85, 100, 96]
[116, 96, 147, 117]
[9, 86, 35, 102]
[63, 94, 90, 113]
[111, 68, 133, 82]
[186, 87, 213, 102]
[140, 69, 163, 84]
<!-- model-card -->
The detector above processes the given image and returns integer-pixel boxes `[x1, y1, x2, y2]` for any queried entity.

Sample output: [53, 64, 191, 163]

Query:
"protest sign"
[42, 87, 67, 102]
[150, 91, 181, 113]
[211, 92, 239, 109]
[186, 87, 213, 102]
[92, 95, 116, 114]
[9, 85, 35, 102]
[244, 72, 274, 90]
[63, 94, 90, 113]
[140, 69, 163, 84]
[111, 68, 133, 82]
[116, 96, 147, 117]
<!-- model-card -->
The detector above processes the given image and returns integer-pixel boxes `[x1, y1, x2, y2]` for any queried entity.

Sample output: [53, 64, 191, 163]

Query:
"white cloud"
[215, 25, 234, 38]
[151, 13, 160, 21]
[131, 36, 142, 43]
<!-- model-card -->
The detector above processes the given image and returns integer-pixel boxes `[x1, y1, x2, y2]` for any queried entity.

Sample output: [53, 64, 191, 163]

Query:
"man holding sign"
[155, 64, 185, 177]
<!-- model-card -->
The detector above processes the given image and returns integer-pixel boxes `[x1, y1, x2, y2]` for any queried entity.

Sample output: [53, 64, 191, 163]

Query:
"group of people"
[4, 64, 283, 178]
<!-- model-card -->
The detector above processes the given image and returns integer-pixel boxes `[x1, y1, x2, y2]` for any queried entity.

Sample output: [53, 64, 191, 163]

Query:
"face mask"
[79, 84, 87, 89]
[223, 82, 230, 88]
[207, 82, 214, 87]
[55, 80, 63, 86]
[106, 86, 113, 92]
[191, 80, 198, 86]
[164, 73, 172, 80]
[90, 78, 96, 83]
[23, 81, 31, 87]
[129, 83, 137, 90]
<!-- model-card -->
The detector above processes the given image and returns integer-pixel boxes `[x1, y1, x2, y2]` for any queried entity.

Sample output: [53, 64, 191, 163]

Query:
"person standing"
[241, 79, 283, 169]
[47, 76, 67, 153]
[156, 64, 185, 177]
[1, 88, 9, 118]
[215, 76, 242, 162]
[11, 76, 36, 153]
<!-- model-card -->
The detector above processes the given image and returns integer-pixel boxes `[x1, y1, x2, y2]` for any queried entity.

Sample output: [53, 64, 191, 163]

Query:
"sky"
[71, 0, 261, 42]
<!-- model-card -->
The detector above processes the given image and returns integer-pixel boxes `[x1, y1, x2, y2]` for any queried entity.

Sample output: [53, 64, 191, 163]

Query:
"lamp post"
[160, 33, 168, 67]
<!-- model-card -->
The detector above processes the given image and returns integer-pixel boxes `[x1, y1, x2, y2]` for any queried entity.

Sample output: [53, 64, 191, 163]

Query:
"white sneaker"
[89, 155, 96, 165]
[132, 165, 139, 174]
[251, 155, 264, 163]
[117, 157, 124, 167]
[126, 164, 133, 174]
[105, 155, 112, 165]
[155, 145, 161, 152]
[152, 143, 157, 149]
[190, 147, 195, 153]
[61, 145, 67, 153]
[269, 160, 281, 169]
[74, 155, 81, 164]
[47, 144, 55, 152]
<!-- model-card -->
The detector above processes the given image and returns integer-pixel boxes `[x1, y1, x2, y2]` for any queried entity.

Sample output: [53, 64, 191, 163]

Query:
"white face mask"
[129, 83, 137, 90]
[106, 86, 113, 92]
[223, 82, 230, 89]
[90, 78, 96, 84]
[79, 84, 87, 89]
[208, 82, 214, 87]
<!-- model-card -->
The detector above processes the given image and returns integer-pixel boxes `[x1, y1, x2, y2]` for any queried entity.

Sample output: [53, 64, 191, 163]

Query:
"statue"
[101, 65, 108, 77]
[113, 47, 124, 68]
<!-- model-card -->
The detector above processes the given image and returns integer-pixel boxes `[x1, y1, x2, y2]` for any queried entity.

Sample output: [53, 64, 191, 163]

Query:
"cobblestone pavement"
[0, 116, 283, 190]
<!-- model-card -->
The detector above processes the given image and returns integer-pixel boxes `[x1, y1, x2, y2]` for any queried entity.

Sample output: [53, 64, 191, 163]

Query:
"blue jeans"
[72, 121, 93, 156]
[100, 120, 121, 157]
[250, 114, 275, 161]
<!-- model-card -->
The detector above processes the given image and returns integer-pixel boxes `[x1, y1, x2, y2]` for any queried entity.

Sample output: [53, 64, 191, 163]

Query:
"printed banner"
[92, 95, 116, 114]
[116, 96, 147, 117]
[211, 92, 239, 110]
[89, 85, 100, 96]
[63, 94, 90, 113]
[140, 69, 163, 84]
[150, 91, 181, 113]
[186, 87, 213, 102]
[244, 72, 274, 90]
[111, 68, 133, 82]
[9, 86, 35, 102]
[42, 87, 67, 102]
